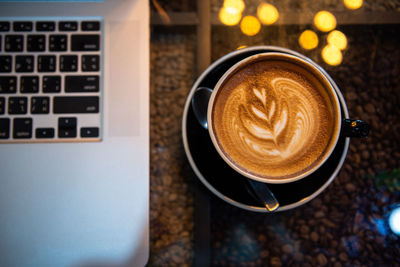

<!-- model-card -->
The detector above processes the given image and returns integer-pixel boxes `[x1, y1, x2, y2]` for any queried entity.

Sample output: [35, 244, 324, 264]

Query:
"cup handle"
[341, 119, 370, 138]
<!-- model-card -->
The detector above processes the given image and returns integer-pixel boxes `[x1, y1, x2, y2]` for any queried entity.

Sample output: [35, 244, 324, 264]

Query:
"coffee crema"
[211, 59, 338, 180]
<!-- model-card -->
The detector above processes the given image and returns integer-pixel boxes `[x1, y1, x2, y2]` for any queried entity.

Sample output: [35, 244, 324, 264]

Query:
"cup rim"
[206, 52, 342, 184]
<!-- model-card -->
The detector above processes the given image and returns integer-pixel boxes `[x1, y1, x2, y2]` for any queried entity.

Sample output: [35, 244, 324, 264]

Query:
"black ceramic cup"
[182, 46, 368, 212]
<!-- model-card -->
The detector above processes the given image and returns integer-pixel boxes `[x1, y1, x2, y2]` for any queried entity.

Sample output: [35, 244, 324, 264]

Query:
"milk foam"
[212, 61, 335, 179]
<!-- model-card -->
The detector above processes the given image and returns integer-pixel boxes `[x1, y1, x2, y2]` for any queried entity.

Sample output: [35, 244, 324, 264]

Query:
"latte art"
[239, 77, 317, 159]
[212, 59, 337, 179]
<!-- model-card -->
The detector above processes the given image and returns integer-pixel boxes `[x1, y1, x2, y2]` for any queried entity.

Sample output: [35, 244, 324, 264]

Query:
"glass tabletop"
[149, 0, 400, 266]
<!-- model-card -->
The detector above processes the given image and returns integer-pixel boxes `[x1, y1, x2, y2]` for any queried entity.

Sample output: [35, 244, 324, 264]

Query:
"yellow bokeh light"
[237, 45, 247, 50]
[327, 30, 348, 50]
[344, 0, 363, 10]
[298, 30, 319, 50]
[257, 3, 279, 25]
[224, 0, 245, 13]
[322, 44, 343, 66]
[240, 16, 261, 36]
[314, 11, 337, 32]
[219, 7, 242, 26]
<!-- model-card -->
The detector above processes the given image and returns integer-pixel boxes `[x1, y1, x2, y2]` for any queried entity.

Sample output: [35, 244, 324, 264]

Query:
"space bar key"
[54, 96, 99, 113]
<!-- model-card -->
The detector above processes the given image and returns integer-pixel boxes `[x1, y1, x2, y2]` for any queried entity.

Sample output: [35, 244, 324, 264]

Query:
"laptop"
[0, 1, 149, 266]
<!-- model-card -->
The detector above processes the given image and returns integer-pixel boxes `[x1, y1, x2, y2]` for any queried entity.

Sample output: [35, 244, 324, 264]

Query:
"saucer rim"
[182, 45, 350, 212]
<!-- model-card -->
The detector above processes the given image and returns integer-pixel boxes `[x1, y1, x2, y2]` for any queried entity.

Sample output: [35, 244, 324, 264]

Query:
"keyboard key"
[15, 55, 34, 72]
[31, 96, 50, 114]
[8, 97, 27, 114]
[54, 96, 99, 114]
[0, 22, 10, 32]
[82, 21, 100, 31]
[49, 35, 67, 51]
[38, 55, 56, 72]
[65, 76, 99, 92]
[82, 55, 100, 71]
[5, 35, 23, 52]
[27, 35, 46, 52]
[58, 117, 77, 138]
[59, 21, 78, 31]
[13, 118, 32, 139]
[71, 35, 100, 51]
[0, 56, 12, 72]
[60, 55, 78, 72]
[13, 21, 33, 32]
[0, 118, 10, 139]
[81, 127, 99, 138]
[42, 76, 61, 93]
[43, 76, 61, 93]
[0, 76, 17, 94]
[36, 21, 55, 31]
[36, 128, 55, 138]
[20, 76, 39, 93]
[0, 97, 5, 114]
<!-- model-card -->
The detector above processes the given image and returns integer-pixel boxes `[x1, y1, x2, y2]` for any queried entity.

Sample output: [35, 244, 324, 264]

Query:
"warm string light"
[240, 15, 261, 36]
[314, 11, 337, 32]
[322, 30, 347, 66]
[218, 1, 354, 67]
[298, 9, 351, 66]
[219, 0, 245, 26]
[224, 0, 245, 13]
[298, 30, 319, 50]
[344, 0, 363, 10]
[321, 44, 343, 66]
[219, 0, 279, 37]
[257, 3, 279, 25]
[219, 6, 242, 26]
[327, 30, 348, 50]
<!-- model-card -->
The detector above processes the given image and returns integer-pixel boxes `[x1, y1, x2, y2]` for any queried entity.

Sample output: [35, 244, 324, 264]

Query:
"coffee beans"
[310, 231, 319, 242]
[149, 32, 196, 265]
[317, 253, 328, 266]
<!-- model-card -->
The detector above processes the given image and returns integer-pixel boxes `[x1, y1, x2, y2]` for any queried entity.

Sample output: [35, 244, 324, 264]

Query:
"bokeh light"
[224, 0, 245, 13]
[344, 0, 363, 10]
[327, 30, 348, 50]
[237, 45, 247, 50]
[314, 11, 337, 32]
[322, 44, 343, 66]
[389, 207, 400, 235]
[298, 30, 319, 50]
[219, 6, 242, 26]
[257, 3, 279, 25]
[240, 16, 261, 36]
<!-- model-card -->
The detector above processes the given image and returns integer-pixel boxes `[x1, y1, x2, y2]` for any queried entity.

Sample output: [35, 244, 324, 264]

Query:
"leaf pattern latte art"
[233, 76, 317, 160]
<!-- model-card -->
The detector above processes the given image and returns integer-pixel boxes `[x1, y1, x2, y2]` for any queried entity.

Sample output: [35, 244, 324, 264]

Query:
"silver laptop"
[0, 0, 149, 266]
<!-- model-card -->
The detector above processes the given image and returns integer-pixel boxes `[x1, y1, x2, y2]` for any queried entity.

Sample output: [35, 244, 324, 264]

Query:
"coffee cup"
[192, 52, 368, 185]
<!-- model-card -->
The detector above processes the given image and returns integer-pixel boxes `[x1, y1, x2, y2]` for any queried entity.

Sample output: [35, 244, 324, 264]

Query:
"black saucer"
[183, 47, 349, 211]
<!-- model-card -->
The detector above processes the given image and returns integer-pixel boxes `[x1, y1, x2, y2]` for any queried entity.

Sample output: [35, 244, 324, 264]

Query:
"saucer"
[182, 46, 350, 212]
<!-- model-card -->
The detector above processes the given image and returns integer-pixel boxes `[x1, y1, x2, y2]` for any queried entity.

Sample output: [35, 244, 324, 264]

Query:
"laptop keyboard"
[0, 19, 102, 143]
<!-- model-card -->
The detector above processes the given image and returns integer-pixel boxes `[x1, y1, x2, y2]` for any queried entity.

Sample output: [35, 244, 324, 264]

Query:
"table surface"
[148, 1, 400, 266]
